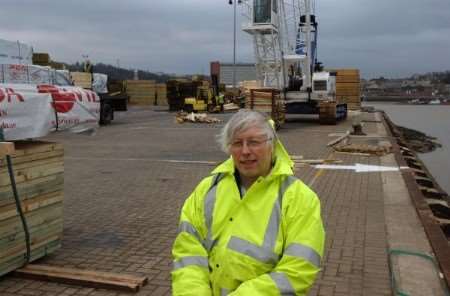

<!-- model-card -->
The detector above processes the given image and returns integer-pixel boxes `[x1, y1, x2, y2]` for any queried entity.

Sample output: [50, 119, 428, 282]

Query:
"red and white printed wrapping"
[0, 83, 100, 140]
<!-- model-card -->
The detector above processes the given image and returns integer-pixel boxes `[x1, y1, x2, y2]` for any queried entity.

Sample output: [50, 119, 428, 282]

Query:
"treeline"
[66, 62, 177, 83]
[411, 70, 450, 84]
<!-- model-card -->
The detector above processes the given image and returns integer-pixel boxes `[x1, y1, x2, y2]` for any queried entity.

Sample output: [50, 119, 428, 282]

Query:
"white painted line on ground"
[65, 156, 217, 165]
[313, 163, 409, 173]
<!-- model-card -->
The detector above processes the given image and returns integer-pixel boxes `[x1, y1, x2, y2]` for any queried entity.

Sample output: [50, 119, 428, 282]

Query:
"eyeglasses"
[230, 138, 271, 150]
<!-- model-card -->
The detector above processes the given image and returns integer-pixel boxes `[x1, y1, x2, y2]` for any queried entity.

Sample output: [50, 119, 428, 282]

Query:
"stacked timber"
[70, 72, 92, 89]
[166, 80, 201, 111]
[32, 53, 50, 66]
[245, 88, 285, 127]
[240, 80, 262, 94]
[49, 61, 65, 70]
[156, 83, 168, 106]
[0, 141, 64, 277]
[319, 101, 337, 125]
[335, 69, 361, 110]
[125, 80, 156, 106]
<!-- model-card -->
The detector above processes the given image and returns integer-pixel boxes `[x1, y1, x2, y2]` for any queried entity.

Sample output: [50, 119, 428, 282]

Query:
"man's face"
[230, 126, 273, 180]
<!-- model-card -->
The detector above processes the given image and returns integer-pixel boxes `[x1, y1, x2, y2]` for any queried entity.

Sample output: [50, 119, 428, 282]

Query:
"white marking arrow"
[314, 163, 409, 173]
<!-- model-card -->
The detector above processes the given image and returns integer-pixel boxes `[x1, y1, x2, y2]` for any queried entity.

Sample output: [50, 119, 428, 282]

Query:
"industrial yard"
[1, 0, 450, 294]
[0, 105, 448, 295]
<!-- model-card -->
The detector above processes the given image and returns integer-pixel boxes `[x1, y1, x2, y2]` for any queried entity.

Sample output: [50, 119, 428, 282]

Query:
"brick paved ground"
[0, 107, 393, 295]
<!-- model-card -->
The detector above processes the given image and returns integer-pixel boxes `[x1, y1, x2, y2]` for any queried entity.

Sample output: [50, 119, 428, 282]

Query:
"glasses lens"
[231, 138, 269, 150]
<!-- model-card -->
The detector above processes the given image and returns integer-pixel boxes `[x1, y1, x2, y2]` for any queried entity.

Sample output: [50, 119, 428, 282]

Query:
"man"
[83, 59, 93, 74]
[172, 110, 325, 295]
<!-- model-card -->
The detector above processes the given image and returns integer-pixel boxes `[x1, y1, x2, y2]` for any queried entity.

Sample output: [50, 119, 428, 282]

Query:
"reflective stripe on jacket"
[172, 140, 325, 295]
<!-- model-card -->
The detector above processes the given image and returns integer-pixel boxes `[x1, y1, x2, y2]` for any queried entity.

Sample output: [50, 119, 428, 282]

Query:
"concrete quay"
[0, 106, 447, 296]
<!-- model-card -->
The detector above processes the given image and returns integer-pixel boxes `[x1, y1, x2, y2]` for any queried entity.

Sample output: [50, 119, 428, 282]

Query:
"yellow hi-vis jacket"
[172, 140, 325, 295]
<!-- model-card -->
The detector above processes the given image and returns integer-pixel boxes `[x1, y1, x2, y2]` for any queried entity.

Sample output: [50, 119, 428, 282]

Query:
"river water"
[363, 102, 450, 194]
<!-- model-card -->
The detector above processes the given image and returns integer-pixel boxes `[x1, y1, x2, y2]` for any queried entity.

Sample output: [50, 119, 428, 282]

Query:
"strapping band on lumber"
[14, 264, 148, 292]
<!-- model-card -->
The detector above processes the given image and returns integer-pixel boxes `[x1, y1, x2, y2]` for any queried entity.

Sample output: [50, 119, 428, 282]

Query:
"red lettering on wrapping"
[83, 90, 98, 102]
[0, 88, 25, 103]
[37, 84, 59, 94]
[37, 84, 76, 113]
[72, 90, 83, 101]
[8, 64, 26, 71]
[36, 85, 99, 113]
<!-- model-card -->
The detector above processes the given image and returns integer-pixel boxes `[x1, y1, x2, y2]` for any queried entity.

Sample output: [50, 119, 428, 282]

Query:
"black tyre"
[100, 104, 113, 125]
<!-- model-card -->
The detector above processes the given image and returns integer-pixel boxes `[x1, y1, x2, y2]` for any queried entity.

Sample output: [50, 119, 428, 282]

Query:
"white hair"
[217, 109, 276, 154]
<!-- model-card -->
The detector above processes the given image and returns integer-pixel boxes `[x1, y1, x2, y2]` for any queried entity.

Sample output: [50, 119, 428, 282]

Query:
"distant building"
[446, 84, 450, 93]
[400, 80, 433, 96]
[210, 61, 256, 87]
[365, 81, 382, 94]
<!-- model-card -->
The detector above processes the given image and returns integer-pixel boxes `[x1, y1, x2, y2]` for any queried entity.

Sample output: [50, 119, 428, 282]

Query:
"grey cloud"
[0, 0, 449, 77]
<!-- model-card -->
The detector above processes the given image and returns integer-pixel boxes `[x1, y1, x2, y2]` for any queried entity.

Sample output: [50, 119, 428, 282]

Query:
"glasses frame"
[229, 137, 272, 151]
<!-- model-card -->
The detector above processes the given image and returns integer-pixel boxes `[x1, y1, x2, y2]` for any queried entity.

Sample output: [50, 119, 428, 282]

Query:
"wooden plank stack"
[240, 80, 262, 94]
[125, 80, 156, 106]
[0, 141, 64, 277]
[70, 72, 92, 89]
[334, 69, 361, 110]
[32, 53, 50, 66]
[245, 89, 285, 128]
[49, 61, 65, 70]
[156, 83, 168, 106]
[319, 101, 337, 125]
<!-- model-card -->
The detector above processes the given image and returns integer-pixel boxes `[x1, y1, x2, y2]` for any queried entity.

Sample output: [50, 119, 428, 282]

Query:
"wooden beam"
[14, 264, 148, 292]
[327, 131, 350, 147]
[0, 142, 15, 157]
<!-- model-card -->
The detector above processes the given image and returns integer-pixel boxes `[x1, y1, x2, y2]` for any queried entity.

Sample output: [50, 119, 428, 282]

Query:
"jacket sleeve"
[230, 182, 325, 296]
[172, 178, 213, 296]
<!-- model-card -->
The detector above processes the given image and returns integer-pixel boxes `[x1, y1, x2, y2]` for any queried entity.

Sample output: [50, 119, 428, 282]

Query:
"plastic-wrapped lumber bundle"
[0, 141, 64, 277]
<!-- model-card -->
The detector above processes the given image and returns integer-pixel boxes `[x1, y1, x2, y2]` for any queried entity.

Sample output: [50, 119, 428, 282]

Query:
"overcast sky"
[1, 0, 449, 79]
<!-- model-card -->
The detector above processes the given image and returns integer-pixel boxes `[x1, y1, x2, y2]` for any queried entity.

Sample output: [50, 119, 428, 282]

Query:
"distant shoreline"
[363, 96, 450, 105]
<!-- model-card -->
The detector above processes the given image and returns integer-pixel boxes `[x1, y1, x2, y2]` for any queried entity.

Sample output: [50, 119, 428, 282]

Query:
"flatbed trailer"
[98, 92, 128, 125]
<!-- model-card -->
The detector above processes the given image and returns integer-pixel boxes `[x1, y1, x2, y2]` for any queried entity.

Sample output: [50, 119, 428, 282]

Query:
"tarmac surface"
[0, 106, 447, 295]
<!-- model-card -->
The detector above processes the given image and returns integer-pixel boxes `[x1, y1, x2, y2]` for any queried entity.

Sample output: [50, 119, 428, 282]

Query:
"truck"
[70, 71, 128, 125]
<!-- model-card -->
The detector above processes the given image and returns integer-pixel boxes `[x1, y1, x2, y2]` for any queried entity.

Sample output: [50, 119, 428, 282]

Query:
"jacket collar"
[212, 139, 294, 178]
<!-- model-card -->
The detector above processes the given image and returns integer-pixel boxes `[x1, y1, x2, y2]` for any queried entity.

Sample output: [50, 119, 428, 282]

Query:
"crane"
[240, 0, 347, 123]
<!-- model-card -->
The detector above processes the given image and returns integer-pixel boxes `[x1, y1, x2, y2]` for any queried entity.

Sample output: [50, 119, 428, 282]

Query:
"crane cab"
[244, 0, 279, 33]
[254, 0, 278, 24]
